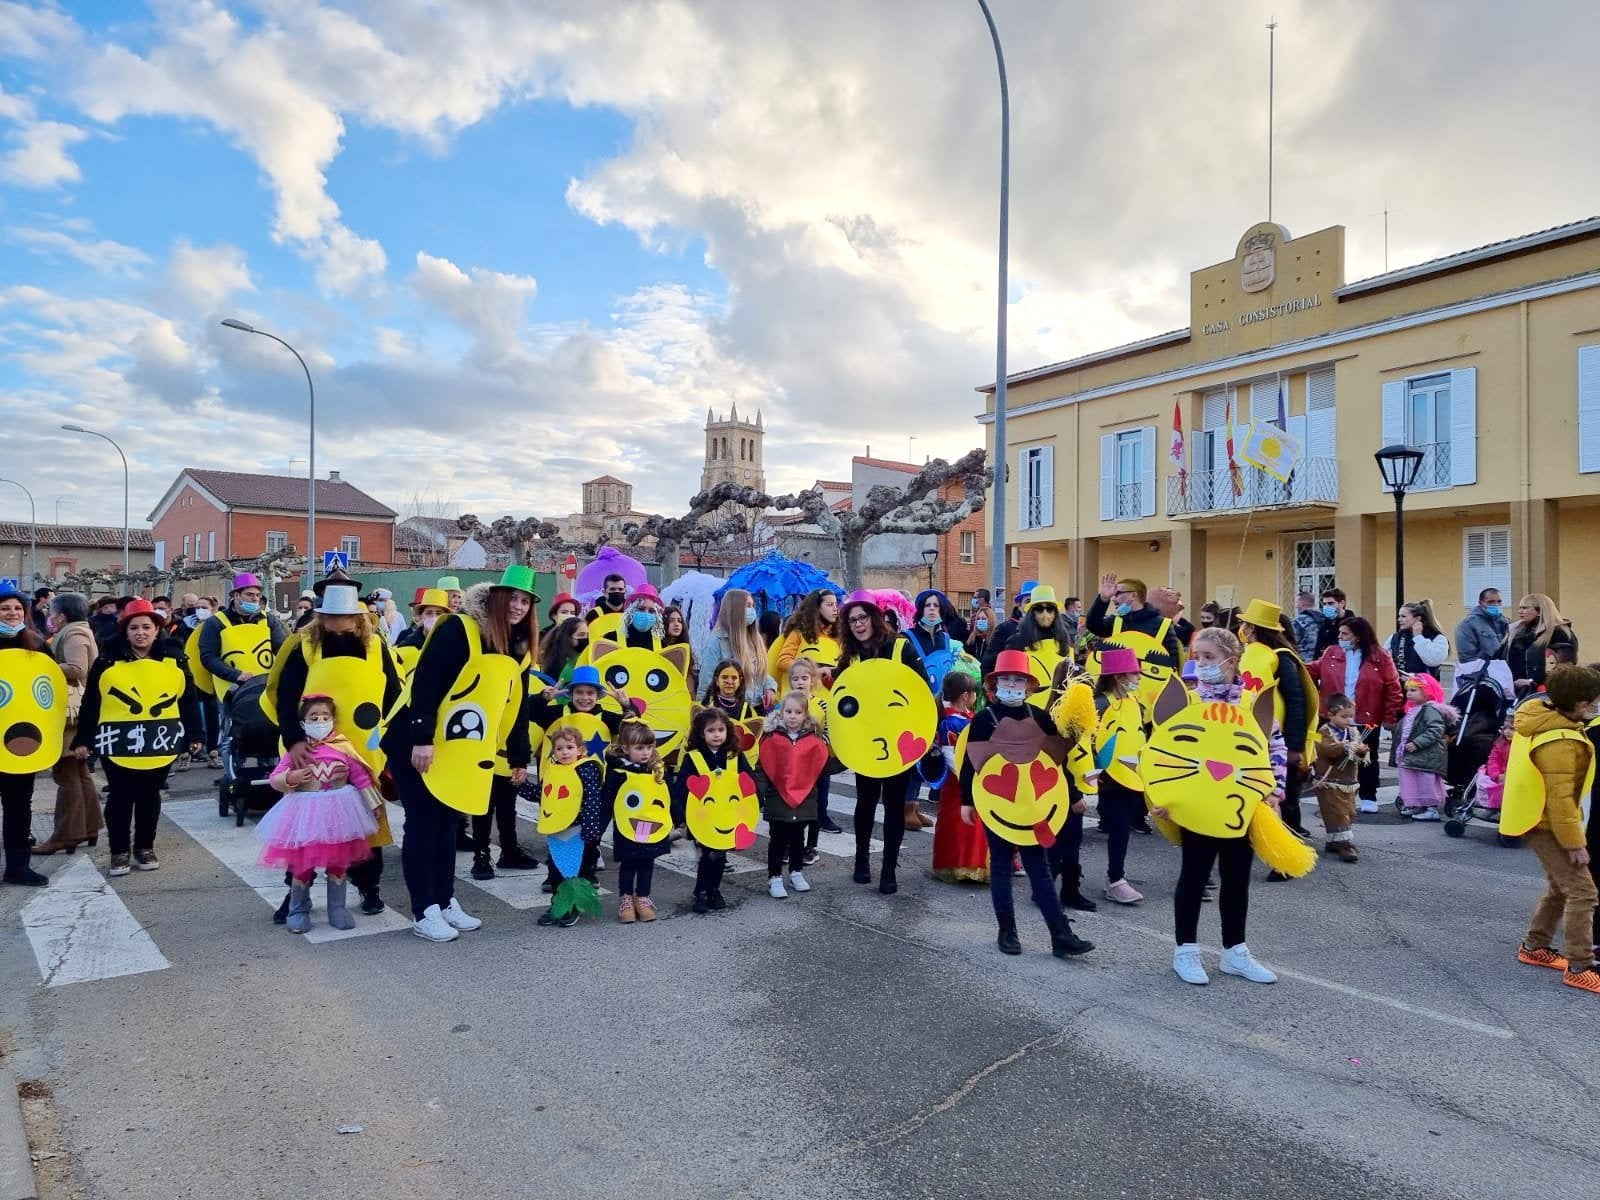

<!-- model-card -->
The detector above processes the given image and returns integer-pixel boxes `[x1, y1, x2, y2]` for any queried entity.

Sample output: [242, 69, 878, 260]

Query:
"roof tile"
[185, 469, 396, 518]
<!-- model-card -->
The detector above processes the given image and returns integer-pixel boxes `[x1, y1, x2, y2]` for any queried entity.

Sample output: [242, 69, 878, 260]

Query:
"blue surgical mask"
[1195, 662, 1226, 685]
[1483, 605, 1502, 618]
[239, 601, 261, 615]
[975, 618, 989, 632]
[995, 685, 1028, 706]
[1114, 602, 1132, 618]
[631, 611, 657, 633]
[0, 621, 23, 637]
[920, 614, 941, 630]
[1338, 638, 1355, 652]
[744, 607, 758, 626]
[1321, 605, 1338, 619]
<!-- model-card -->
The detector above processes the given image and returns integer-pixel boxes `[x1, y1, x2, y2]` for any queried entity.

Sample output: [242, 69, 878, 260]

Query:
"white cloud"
[0, 117, 88, 186]
[410, 252, 538, 368]
[165, 239, 254, 309]
[7, 225, 151, 276]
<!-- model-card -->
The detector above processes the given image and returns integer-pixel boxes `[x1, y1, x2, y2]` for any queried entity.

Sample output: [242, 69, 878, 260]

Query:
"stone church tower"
[700, 404, 765, 492]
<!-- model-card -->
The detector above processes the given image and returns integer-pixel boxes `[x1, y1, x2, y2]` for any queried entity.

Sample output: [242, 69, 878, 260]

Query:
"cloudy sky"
[3, 0, 1597, 534]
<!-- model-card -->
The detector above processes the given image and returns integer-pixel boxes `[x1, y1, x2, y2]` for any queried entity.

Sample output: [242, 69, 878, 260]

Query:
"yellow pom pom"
[1247, 804, 1317, 877]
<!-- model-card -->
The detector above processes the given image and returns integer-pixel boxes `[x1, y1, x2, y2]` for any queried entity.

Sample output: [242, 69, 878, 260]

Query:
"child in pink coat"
[258, 695, 381, 932]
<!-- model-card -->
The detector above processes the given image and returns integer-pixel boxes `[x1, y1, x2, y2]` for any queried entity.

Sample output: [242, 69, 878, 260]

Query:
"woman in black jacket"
[1506, 593, 1578, 698]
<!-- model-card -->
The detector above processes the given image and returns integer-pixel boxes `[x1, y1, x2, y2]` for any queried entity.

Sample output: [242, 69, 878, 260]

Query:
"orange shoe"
[618, 895, 636, 924]
[634, 896, 657, 922]
[1562, 966, 1600, 994]
[1517, 944, 1569, 971]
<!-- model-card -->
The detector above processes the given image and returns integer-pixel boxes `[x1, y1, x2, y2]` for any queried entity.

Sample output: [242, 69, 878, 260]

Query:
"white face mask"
[302, 720, 335, 741]
[194, 608, 211, 620]
[421, 614, 438, 632]
[994, 685, 1029, 706]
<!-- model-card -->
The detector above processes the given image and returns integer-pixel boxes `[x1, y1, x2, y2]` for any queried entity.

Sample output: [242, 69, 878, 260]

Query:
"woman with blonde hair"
[695, 588, 774, 711]
[1506, 593, 1578, 698]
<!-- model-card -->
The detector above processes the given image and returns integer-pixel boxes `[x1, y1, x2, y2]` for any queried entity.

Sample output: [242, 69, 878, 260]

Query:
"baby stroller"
[218, 675, 283, 826]
[1441, 673, 1514, 844]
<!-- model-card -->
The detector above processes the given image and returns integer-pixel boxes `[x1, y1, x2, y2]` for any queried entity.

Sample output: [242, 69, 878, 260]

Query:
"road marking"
[656, 848, 762, 878]
[22, 856, 171, 987]
[1112, 920, 1516, 1038]
[164, 798, 413, 942]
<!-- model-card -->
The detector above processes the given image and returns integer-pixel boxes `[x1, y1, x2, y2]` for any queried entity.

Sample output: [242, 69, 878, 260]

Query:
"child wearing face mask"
[259, 695, 381, 933]
[753, 693, 828, 899]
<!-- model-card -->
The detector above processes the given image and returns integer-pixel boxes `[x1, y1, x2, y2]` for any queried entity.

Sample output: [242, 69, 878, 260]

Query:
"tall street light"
[976, 0, 1011, 608]
[922, 546, 940, 592]
[0, 478, 37, 587]
[222, 319, 317, 591]
[60, 425, 129, 589]
[55, 496, 73, 524]
[1374, 444, 1425, 626]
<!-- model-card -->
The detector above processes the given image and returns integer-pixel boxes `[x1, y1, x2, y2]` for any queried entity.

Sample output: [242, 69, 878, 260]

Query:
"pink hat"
[1095, 646, 1140, 677]
[842, 590, 881, 611]
[628, 583, 662, 604]
[231, 572, 262, 593]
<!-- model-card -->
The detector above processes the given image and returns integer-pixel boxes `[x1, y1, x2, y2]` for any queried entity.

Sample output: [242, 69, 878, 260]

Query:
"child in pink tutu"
[1477, 714, 1515, 811]
[259, 695, 381, 933]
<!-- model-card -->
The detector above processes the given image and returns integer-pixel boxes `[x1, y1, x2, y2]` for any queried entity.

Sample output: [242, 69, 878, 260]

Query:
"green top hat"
[493, 564, 540, 600]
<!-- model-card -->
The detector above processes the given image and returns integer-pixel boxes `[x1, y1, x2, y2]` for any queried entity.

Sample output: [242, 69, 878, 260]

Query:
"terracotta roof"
[399, 516, 464, 536]
[815, 479, 851, 489]
[0, 522, 155, 550]
[830, 497, 854, 512]
[852, 456, 920, 474]
[183, 469, 396, 518]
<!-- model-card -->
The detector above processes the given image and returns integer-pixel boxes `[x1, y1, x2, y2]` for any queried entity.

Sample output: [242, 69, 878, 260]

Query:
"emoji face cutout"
[1089, 628, 1177, 711]
[97, 657, 187, 768]
[183, 625, 214, 694]
[684, 750, 759, 851]
[1140, 693, 1276, 839]
[423, 650, 522, 816]
[1094, 693, 1147, 792]
[827, 657, 938, 779]
[613, 772, 672, 844]
[215, 621, 274, 698]
[0, 650, 67, 775]
[791, 634, 841, 689]
[591, 641, 693, 757]
[972, 753, 1070, 847]
[537, 757, 589, 834]
[393, 644, 420, 681]
[304, 647, 388, 771]
[1023, 642, 1063, 690]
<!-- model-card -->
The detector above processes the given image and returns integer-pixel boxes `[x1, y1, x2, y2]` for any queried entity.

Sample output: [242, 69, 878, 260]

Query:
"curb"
[0, 1066, 37, 1200]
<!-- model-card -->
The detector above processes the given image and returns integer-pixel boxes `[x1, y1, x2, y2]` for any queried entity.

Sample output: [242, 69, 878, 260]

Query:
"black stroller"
[217, 675, 283, 826]
[1441, 673, 1513, 844]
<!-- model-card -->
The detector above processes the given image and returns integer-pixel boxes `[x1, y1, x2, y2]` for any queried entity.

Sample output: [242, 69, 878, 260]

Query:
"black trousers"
[1357, 726, 1381, 800]
[103, 761, 168, 855]
[394, 756, 457, 919]
[854, 770, 909, 875]
[472, 775, 521, 855]
[1098, 778, 1140, 883]
[617, 856, 655, 897]
[805, 773, 833, 850]
[199, 694, 221, 753]
[1280, 763, 1305, 830]
[1047, 806, 1086, 883]
[1174, 829, 1254, 948]
[1, 771, 35, 854]
[767, 822, 806, 876]
[695, 846, 727, 896]
[350, 846, 383, 895]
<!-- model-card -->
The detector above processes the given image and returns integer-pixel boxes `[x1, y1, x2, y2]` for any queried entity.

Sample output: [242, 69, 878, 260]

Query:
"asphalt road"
[2, 764, 1595, 1200]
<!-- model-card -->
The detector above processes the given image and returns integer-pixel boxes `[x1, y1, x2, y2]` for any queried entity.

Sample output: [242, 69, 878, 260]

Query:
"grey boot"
[325, 877, 355, 931]
[285, 882, 313, 934]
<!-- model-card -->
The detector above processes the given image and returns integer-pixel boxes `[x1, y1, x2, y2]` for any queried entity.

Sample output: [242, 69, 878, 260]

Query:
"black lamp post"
[1374, 444, 1425, 625]
[689, 532, 710, 574]
[921, 546, 940, 591]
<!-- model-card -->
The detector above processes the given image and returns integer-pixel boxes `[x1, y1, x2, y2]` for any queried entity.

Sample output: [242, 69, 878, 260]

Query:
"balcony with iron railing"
[1167, 456, 1340, 517]
[1408, 441, 1451, 491]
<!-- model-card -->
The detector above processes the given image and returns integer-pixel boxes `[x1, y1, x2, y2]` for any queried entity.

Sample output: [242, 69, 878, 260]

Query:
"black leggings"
[1, 771, 35, 854]
[1174, 829, 1254, 948]
[1098, 778, 1141, 883]
[853, 771, 909, 874]
[1279, 763, 1305, 830]
[768, 822, 805, 876]
[1357, 726, 1381, 800]
[472, 775, 521, 855]
[695, 847, 727, 896]
[617, 857, 655, 898]
[103, 761, 168, 855]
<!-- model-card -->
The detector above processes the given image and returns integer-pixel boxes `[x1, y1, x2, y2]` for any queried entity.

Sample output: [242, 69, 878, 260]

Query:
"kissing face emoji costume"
[0, 649, 67, 774]
[683, 749, 759, 851]
[827, 655, 938, 779]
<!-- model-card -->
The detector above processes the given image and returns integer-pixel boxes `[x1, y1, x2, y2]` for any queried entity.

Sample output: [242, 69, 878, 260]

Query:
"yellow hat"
[1026, 585, 1059, 609]
[1238, 598, 1283, 629]
[414, 588, 449, 611]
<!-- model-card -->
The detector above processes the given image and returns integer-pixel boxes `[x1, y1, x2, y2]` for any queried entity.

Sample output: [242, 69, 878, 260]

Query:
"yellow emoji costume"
[212, 618, 274, 700]
[95, 657, 188, 769]
[591, 641, 693, 759]
[1237, 598, 1320, 762]
[0, 649, 68, 775]
[828, 654, 939, 779]
[682, 749, 760, 852]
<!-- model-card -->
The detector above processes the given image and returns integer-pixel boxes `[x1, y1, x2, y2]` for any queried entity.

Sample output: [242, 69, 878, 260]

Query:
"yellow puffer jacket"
[1513, 699, 1594, 850]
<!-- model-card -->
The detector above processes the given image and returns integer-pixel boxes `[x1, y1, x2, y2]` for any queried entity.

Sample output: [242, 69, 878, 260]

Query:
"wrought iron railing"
[1113, 481, 1143, 520]
[1166, 456, 1339, 515]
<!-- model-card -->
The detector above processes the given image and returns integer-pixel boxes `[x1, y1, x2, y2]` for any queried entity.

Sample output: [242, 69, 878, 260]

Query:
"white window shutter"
[1307, 407, 1336, 461]
[1233, 423, 1251, 507]
[1038, 446, 1055, 527]
[1250, 381, 1276, 421]
[1099, 435, 1116, 521]
[208, 531, 216, 560]
[1487, 528, 1510, 598]
[1018, 448, 1036, 530]
[1462, 526, 1512, 605]
[1380, 380, 1406, 492]
[1307, 368, 1336, 410]
[1579, 344, 1600, 474]
[1449, 367, 1477, 486]
[1138, 425, 1156, 517]
[154, 539, 166, 570]
[1203, 389, 1227, 430]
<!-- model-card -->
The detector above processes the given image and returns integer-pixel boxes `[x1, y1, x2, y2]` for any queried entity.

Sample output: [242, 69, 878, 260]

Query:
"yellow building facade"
[978, 217, 1600, 645]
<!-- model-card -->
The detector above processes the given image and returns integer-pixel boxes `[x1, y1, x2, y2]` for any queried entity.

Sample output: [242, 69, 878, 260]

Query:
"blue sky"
[3, 0, 1597, 537]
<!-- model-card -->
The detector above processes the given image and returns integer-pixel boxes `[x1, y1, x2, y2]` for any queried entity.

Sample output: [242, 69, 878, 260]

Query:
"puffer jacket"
[1454, 607, 1509, 665]
[1514, 698, 1594, 850]
[1397, 702, 1455, 776]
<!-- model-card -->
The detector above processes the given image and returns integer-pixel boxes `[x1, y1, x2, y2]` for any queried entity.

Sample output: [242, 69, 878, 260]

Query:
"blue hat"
[569, 665, 602, 690]
[0, 584, 25, 606]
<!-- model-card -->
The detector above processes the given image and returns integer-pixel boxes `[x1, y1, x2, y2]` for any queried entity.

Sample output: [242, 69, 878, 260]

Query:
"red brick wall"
[932, 481, 1038, 605]
[152, 484, 227, 566]
[153, 483, 393, 566]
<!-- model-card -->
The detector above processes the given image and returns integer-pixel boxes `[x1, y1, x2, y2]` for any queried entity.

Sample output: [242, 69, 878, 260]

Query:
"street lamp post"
[222, 319, 317, 592]
[55, 496, 73, 524]
[1374, 444, 1425, 625]
[60, 425, 129, 589]
[976, 0, 1011, 610]
[921, 546, 940, 592]
[689, 532, 710, 574]
[0, 478, 37, 587]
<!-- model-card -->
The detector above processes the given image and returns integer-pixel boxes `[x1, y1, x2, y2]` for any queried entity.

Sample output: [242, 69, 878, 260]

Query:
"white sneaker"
[1411, 807, 1441, 822]
[1173, 943, 1209, 985]
[1219, 943, 1277, 984]
[413, 905, 458, 942]
[789, 871, 810, 893]
[440, 897, 482, 931]
[768, 876, 788, 899]
[1357, 798, 1379, 814]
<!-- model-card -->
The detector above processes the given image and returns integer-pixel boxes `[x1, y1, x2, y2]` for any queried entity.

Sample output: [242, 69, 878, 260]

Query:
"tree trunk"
[656, 536, 682, 587]
[841, 538, 865, 592]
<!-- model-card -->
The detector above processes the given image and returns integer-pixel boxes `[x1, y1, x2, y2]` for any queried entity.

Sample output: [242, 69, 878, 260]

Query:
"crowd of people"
[1, 567, 1595, 996]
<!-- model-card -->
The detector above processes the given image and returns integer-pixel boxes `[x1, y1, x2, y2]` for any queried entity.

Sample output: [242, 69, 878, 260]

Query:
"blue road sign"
[0, 578, 18, 592]
[322, 551, 349, 575]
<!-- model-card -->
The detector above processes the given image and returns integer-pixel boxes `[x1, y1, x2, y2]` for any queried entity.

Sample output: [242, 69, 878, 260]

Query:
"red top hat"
[118, 597, 160, 627]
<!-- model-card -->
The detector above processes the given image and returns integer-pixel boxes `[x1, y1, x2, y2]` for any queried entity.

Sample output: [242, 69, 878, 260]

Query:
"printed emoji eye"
[645, 669, 668, 692]
[625, 792, 643, 810]
[836, 695, 859, 719]
[604, 666, 630, 689]
[0, 680, 12, 708]
[887, 689, 908, 709]
[443, 705, 487, 741]
[31, 675, 54, 708]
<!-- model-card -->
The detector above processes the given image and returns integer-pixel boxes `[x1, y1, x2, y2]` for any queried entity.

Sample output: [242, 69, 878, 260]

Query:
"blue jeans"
[986, 826, 1065, 929]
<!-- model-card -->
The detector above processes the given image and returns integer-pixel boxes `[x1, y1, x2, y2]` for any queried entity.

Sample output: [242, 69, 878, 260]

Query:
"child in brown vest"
[1312, 694, 1366, 863]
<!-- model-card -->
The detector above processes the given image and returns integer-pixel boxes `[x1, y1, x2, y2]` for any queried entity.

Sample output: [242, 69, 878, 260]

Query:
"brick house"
[0, 523, 156, 587]
[933, 480, 1039, 609]
[147, 468, 398, 570]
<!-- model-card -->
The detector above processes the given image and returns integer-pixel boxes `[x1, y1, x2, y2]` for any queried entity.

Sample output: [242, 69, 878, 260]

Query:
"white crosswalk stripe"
[21, 855, 171, 987]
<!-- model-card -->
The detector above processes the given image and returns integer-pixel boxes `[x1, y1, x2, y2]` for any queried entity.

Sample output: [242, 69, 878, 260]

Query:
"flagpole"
[1267, 18, 1277, 222]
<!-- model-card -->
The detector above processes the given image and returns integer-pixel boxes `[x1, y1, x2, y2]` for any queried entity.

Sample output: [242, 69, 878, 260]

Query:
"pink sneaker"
[1104, 878, 1144, 905]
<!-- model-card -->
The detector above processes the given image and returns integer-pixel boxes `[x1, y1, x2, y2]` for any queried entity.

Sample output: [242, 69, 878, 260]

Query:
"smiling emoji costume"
[591, 640, 693, 759]
[539, 753, 607, 923]
[682, 749, 760, 852]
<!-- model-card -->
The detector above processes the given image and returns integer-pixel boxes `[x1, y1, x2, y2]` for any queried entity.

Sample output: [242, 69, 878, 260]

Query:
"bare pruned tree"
[456, 514, 602, 569]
